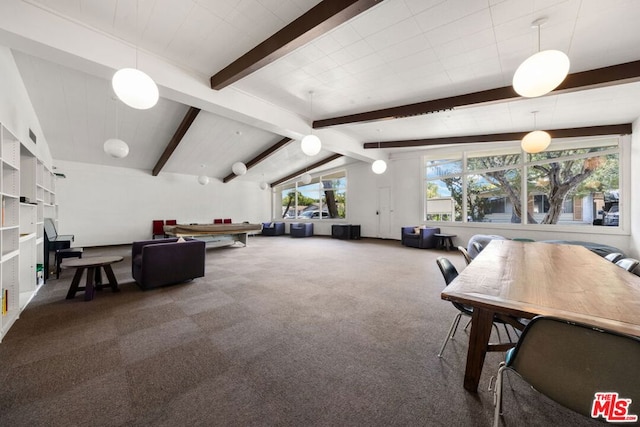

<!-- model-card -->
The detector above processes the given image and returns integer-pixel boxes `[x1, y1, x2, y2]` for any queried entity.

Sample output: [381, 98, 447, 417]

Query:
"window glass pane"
[426, 178, 461, 222]
[471, 169, 520, 223]
[526, 152, 619, 225]
[467, 151, 521, 172]
[277, 170, 347, 220]
[426, 159, 462, 179]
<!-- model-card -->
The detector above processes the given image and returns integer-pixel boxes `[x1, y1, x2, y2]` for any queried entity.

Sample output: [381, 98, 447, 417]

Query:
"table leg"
[66, 267, 85, 299]
[463, 307, 495, 392]
[84, 266, 96, 301]
[102, 264, 120, 293]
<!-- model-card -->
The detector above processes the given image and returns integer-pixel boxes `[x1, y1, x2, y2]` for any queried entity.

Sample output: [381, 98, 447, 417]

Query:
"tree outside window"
[425, 139, 620, 226]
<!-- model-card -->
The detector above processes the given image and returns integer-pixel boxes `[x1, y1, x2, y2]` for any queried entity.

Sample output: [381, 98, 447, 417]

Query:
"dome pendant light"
[521, 111, 551, 154]
[103, 98, 129, 158]
[301, 172, 312, 185]
[232, 162, 247, 176]
[301, 91, 321, 156]
[112, 0, 159, 110]
[513, 18, 570, 98]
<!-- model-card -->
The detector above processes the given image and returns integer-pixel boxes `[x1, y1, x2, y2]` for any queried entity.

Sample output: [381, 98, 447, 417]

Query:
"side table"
[434, 233, 457, 251]
[64, 256, 123, 301]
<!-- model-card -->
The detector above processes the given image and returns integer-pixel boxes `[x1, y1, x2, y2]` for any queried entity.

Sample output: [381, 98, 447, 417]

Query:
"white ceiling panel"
[4, 0, 640, 187]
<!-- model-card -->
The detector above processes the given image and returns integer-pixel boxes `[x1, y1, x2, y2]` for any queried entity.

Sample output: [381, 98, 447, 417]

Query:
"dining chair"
[604, 252, 624, 263]
[615, 257, 640, 272]
[436, 257, 512, 357]
[457, 246, 473, 265]
[165, 219, 177, 226]
[491, 316, 640, 427]
[472, 241, 484, 255]
[152, 220, 165, 239]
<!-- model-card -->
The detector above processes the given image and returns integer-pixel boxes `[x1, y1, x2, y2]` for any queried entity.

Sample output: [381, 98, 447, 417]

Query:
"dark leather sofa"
[401, 226, 440, 249]
[132, 238, 206, 290]
[262, 222, 285, 236]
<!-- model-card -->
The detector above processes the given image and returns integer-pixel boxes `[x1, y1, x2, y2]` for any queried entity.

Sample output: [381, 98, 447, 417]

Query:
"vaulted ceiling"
[1, 0, 639, 187]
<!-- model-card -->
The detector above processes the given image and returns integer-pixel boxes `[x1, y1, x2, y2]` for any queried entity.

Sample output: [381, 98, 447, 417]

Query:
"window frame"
[274, 169, 348, 221]
[422, 135, 629, 234]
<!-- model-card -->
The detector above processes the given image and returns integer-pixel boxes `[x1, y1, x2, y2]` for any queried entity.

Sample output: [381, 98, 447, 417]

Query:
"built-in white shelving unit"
[1, 123, 56, 341]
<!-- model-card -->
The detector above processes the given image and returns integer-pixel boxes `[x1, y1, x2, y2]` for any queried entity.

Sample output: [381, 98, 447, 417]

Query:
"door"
[377, 187, 392, 239]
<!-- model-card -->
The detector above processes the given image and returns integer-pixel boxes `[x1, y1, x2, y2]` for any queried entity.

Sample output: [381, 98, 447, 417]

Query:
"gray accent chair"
[261, 222, 285, 236]
[290, 222, 313, 237]
[401, 226, 440, 249]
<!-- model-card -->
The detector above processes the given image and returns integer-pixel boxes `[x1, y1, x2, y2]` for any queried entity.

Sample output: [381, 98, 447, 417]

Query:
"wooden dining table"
[441, 239, 640, 392]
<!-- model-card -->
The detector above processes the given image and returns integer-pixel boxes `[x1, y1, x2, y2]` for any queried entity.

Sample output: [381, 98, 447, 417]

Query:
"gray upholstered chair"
[604, 252, 624, 263]
[492, 316, 640, 427]
[401, 226, 440, 249]
[615, 257, 640, 272]
[261, 222, 285, 236]
[290, 222, 313, 237]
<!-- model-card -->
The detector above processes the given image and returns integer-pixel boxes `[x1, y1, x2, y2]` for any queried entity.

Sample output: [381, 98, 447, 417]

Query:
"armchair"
[132, 238, 206, 290]
[290, 222, 313, 238]
[262, 222, 285, 236]
[401, 226, 440, 249]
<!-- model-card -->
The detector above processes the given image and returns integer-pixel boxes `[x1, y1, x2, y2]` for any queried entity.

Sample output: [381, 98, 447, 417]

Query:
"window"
[278, 170, 346, 220]
[424, 138, 621, 227]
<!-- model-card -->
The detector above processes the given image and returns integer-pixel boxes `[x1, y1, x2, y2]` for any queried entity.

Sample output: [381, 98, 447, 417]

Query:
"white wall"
[0, 47, 52, 167]
[55, 160, 271, 247]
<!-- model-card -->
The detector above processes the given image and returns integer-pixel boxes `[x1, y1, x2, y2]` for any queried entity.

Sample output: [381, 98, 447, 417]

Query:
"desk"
[441, 240, 640, 392]
[64, 256, 123, 301]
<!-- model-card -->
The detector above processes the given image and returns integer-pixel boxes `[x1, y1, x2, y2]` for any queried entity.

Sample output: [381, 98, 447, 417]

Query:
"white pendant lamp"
[260, 182, 268, 190]
[301, 91, 321, 156]
[232, 161, 247, 176]
[301, 134, 322, 156]
[372, 159, 387, 174]
[513, 18, 570, 98]
[104, 98, 129, 158]
[112, 68, 158, 110]
[197, 175, 210, 185]
[103, 138, 129, 158]
[521, 111, 551, 154]
[301, 173, 312, 184]
[112, 0, 159, 110]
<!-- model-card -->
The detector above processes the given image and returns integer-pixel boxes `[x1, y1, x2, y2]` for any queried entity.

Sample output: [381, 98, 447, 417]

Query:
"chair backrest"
[507, 316, 640, 419]
[615, 257, 640, 272]
[457, 246, 472, 265]
[165, 219, 177, 226]
[471, 241, 484, 255]
[223, 218, 232, 224]
[604, 252, 624, 263]
[213, 219, 223, 224]
[44, 218, 57, 239]
[152, 220, 164, 235]
[436, 257, 458, 286]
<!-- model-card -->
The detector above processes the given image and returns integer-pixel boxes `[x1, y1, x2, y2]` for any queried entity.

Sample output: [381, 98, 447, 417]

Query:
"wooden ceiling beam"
[210, 0, 384, 90]
[270, 153, 343, 187]
[152, 106, 201, 176]
[223, 137, 293, 183]
[315, 60, 640, 128]
[362, 124, 633, 149]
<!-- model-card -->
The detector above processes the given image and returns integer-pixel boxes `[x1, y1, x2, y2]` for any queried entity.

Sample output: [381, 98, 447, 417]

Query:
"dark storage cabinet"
[332, 224, 361, 240]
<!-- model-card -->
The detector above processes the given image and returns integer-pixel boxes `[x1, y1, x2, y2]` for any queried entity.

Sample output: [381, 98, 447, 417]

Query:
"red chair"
[152, 220, 165, 239]
[213, 219, 223, 224]
[165, 219, 177, 225]
[223, 218, 232, 224]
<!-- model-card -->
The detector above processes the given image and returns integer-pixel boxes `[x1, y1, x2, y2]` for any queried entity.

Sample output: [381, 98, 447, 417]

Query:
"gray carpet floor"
[0, 236, 600, 426]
